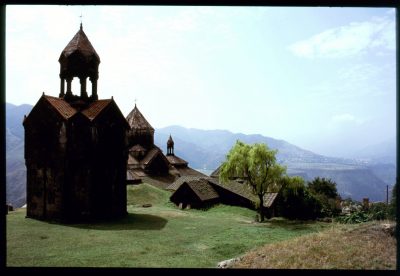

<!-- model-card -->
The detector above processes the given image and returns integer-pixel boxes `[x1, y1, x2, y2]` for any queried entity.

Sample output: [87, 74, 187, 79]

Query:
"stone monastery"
[24, 24, 280, 222]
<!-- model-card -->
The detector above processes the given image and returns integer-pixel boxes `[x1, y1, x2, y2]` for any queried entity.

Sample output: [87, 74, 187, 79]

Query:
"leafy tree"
[219, 140, 286, 222]
[307, 177, 339, 198]
[278, 176, 322, 220]
[307, 177, 341, 217]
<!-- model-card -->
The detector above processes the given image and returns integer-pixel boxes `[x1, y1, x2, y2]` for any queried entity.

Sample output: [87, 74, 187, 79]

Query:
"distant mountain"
[5, 103, 396, 207]
[6, 103, 32, 208]
[6, 103, 32, 140]
[155, 125, 396, 202]
[348, 138, 396, 165]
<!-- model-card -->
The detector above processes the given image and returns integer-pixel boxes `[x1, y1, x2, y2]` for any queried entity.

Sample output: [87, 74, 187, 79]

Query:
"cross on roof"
[79, 13, 83, 30]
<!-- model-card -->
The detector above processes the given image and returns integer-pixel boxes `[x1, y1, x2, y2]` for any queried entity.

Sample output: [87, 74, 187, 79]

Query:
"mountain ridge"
[5, 103, 396, 206]
[154, 125, 395, 202]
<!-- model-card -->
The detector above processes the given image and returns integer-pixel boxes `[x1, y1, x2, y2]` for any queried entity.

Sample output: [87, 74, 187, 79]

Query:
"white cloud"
[331, 113, 363, 124]
[288, 14, 395, 58]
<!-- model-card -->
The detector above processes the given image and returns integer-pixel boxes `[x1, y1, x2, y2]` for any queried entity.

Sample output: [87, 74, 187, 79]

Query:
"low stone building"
[168, 175, 279, 215]
[170, 178, 219, 209]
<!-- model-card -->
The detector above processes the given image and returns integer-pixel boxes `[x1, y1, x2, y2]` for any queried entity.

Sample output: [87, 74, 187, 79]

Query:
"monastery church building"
[24, 24, 129, 222]
[23, 23, 204, 222]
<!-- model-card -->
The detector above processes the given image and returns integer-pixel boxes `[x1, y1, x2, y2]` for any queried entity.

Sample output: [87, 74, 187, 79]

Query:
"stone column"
[59, 77, 65, 98]
[90, 76, 98, 100]
[80, 77, 88, 99]
[65, 77, 73, 97]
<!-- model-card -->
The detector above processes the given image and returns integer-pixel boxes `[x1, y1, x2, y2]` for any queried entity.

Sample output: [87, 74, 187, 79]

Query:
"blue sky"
[6, 5, 396, 157]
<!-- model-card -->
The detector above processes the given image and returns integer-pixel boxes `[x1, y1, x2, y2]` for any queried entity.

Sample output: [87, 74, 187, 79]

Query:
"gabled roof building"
[170, 179, 219, 209]
[168, 175, 280, 216]
[23, 24, 129, 222]
[126, 104, 170, 183]
[125, 105, 205, 184]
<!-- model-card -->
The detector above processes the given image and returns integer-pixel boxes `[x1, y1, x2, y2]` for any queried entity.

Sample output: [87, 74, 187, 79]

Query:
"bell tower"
[167, 135, 174, 156]
[58, 23, 100, 104]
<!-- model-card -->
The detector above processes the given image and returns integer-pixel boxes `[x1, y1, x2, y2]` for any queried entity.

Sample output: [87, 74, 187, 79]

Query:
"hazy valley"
[6, 103, 396, 207]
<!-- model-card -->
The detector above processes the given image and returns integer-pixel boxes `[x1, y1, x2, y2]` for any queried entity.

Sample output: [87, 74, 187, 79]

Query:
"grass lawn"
[7, 183, 329, 268]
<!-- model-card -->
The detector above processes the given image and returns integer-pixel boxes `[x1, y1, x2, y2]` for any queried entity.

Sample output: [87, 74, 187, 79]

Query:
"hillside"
[7, 184, 395, 269]
[155, 125, 395, 202]
[232, 220, 396, 269]
[6, 103, 31, 208]
[5, 103, 396, 207]
[7, 184, 329, 268]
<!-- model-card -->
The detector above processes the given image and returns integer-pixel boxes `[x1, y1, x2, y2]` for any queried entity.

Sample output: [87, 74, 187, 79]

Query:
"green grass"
[7, 183, 329, 268]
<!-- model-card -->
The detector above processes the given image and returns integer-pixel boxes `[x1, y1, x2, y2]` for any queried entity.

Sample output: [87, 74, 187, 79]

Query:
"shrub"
[335, 211, 369, 224]
[307, 177, 341, 217]
[307, 177, 339, 198]
[277, 176, 322, 220]
[368, 202, 389, 221]
[388, 182, 397, 220]
[337, 202, 391, 224]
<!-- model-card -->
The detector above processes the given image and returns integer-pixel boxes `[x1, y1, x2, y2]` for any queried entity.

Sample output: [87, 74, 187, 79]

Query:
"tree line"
[219, 140, 396, 222]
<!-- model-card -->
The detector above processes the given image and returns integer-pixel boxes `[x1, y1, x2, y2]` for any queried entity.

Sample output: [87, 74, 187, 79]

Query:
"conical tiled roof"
[126, 104, 154, 131]
[59, 24, 100, 62]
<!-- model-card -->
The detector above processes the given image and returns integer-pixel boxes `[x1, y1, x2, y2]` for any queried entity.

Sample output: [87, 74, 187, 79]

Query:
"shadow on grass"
[57, 213, 168, 231]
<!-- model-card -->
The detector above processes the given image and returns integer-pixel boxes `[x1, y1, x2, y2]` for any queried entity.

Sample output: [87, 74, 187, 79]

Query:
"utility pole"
[386, 185, 389, 205]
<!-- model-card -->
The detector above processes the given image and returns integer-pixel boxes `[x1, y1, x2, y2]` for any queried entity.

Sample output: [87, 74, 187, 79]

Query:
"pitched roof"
[126, 104, 154, 131]
[141, 147, 163, 166]
[44, 95, 120, 122]
[129, 144, 146, 153]
[208, 178, 279, 208]
[176, 167, 207, 177]
[59, 25, 100, 62]
[207, 177, 257, 202]
[166, 175, 207, 191]
[169, 175, 279, 207]
[128, 154, 140, 166]
[81, 99, 112, 120]
[166, 155, 188, 166]
[184, 179, 220, 202]
[210, 165, 221, 178]
[127, 169, 147, 180]
[210, 164, 248, 179]
[127, 170, 140, 181]
[44, 95, 77, 119]
[263, 193, 279, 208]
[127, 146, 170, 172]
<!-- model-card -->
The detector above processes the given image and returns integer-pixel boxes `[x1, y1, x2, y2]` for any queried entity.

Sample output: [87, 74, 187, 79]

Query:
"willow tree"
[219, 140, 286, 221]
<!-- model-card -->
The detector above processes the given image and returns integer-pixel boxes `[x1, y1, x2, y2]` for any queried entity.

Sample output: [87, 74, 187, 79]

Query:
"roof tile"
[166, 155, 188, 166]
[186, 179, 220, 201]
[44, 95, 77, 119]
[166, 175, 208, 191]
[126, 104, 154, 131]
[59, 27, 100, 61]
[81, 99, 112, 120]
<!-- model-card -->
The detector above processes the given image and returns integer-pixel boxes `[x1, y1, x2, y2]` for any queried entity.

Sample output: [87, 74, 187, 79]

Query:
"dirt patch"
[195, 244, 209, 250]
[156, 210, 189, 218]
[235, 218, 254, 224]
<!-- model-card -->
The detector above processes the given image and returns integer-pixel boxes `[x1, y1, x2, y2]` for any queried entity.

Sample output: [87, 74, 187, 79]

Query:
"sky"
[5, 5, 396, 158]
